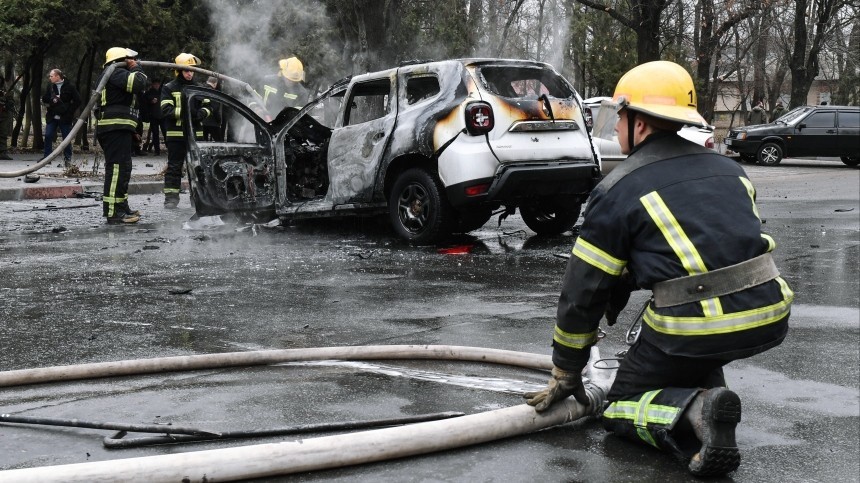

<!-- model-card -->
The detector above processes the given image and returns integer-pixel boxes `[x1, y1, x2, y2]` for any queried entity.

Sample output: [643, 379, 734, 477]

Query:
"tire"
[520, 201, 582, 236]
[841, 156, 860, 167]
[388, 168, 455, 244]
[740, 153, 757, 163]
[455, 209, 493, 234]
[757, 142, 783, 165]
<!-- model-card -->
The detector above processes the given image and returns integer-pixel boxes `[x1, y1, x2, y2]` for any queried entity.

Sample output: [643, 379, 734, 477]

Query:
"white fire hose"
[0, 344, 615, 482]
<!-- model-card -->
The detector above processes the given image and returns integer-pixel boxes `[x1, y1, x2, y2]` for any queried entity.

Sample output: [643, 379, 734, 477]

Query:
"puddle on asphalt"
[276, 360, 547, 394]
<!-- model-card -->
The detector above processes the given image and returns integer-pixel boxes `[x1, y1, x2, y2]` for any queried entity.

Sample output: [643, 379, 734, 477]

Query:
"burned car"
[183, 59, 602, 243]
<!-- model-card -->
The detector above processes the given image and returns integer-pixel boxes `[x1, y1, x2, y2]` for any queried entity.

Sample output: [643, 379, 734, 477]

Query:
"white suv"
[183, 59, 602, 243]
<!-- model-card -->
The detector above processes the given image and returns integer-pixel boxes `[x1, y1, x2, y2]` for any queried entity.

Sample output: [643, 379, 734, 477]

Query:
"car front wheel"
[389, 168, 454, 244]
[757, 142, 783, 165]
[841, 156, 859, 167]
[520, 201, 582, 236]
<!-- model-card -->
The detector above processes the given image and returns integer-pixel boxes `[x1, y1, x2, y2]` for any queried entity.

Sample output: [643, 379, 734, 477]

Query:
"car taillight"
[705, 137, 714, 149]
[464, 183, 490, 196]
[465, 101, 494, 135]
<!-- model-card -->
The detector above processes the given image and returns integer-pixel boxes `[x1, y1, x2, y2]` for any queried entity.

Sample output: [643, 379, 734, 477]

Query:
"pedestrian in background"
[771, 101, 786, 121]
[41, 68, 81, 165]
[160, 53, 210, 209]
[0, 76, 13, 160]
[746, 100, 768, 126]
[142, 78, 164, 155]
[95, 47, 148, 225]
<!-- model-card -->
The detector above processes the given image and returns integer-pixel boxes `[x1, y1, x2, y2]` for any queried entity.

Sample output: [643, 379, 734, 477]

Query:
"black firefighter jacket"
[95, 64, 147, 134]
[160, 76, 211, 142]
[552, 132, 793, 371]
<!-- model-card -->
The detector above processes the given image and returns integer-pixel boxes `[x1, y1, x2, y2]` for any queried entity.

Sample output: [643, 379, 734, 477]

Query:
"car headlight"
[737, 132, 747, 140]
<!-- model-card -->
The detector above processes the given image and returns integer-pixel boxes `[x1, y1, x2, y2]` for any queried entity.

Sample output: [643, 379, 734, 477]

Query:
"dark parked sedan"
[724, 105, 859, 166]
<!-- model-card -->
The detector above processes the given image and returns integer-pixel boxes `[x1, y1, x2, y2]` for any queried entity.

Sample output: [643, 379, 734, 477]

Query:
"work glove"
[605, 269, 637, 326]
[524, 366, 589, 412]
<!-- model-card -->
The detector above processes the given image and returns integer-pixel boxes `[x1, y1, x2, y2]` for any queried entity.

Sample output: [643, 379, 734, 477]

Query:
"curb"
[0, 181, 186, 202]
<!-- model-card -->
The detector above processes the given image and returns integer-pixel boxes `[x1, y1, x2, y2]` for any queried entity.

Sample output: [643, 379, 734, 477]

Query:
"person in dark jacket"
[160, 53, 211, 209]
[201, 76, 224, 141]
[142, 78, 164, 155]
[42, 69, 82, 164]
[524, 61, 792, 477]
[771, 100, 786, 121]
[95, 47, 148, 224]
[256, 56, 309, 115]
[747, 101, 768, 125]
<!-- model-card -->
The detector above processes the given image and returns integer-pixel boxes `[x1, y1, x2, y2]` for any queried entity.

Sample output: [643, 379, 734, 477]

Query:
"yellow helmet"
[104, 47, 138, 67]
[174, 53, 201, 76]
[175, 53, 201, 67]
[278, 57, 304, 82]
[611, 61, 707, 127]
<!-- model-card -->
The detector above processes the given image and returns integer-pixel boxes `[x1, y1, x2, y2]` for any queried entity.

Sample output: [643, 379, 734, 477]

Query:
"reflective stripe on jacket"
[96, 66, 147, 134]
[161, 78, 210, 140]
[552, 133, 791, 370]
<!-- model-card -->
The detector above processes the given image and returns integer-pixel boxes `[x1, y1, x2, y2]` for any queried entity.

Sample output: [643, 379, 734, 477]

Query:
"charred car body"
[183, 59, 602, 243]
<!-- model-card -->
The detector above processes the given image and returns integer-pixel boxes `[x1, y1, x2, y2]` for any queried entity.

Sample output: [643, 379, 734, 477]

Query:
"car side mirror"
[797, 123, 806, 130]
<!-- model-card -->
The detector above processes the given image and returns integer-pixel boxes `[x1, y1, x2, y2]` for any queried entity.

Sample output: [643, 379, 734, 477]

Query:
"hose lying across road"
[0, 61, 259, 179]
[0, 344, 614, 482]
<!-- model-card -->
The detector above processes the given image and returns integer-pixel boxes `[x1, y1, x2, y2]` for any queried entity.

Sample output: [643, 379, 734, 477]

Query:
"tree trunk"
[788, 0, 840, 108]
[752, 16, 767, 107]
[29, 54, 44, 151]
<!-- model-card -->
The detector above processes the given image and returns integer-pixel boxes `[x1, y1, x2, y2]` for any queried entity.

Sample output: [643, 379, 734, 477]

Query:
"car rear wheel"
[757, 142, 783, 165]
[389, 168, 454, 244]
[520, 201, 582, 236]
[840, 156, 859, 167]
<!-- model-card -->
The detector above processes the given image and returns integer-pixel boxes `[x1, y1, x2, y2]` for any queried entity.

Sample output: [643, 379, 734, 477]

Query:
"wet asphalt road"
[0, 158, 857, 482]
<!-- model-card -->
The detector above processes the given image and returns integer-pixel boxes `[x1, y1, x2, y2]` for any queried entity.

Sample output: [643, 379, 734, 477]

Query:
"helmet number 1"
[688, 90, 694, 106]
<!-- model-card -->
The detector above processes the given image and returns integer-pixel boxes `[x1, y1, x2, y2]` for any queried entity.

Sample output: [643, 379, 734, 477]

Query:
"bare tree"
[573, 0, 670, 63]
[788, 0, 844, 107]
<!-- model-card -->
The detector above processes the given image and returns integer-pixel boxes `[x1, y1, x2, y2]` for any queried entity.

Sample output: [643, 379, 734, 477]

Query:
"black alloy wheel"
[757, 142, 784, 165]
[388, 168, 454, 244]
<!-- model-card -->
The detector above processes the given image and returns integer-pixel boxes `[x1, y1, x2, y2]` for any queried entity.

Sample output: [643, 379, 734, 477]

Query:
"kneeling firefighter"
[160, 53, 211, 209]
[525, 61, 793, 476]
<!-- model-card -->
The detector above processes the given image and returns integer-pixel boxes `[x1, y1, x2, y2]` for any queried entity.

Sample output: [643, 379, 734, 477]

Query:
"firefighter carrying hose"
[96, 47, 148, 224]
[160, 53, 211, 209]
[525, 61, 793, 476]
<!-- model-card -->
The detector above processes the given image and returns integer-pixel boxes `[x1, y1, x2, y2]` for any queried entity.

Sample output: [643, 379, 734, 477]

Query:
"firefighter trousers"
[98, 130, 133, 218]
[164, 140, 186, 198]
[602, 336, 728, 462]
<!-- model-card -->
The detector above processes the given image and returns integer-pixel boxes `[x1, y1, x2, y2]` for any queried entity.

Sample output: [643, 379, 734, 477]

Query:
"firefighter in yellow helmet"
[524, 61, 792, 476]
[159, 53, 211, 208]
[96, 47, 148, 224]
[258, 56, 309, 115]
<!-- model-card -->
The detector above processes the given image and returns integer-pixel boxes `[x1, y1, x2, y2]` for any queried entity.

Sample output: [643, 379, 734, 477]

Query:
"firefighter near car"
[96, 47, 148, 224]
[160, 53, 211, 209]
[259, 56, 309, 114]
[525, 61, 793, 477]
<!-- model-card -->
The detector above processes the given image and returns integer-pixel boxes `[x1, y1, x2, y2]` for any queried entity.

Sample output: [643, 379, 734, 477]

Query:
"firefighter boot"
[118, 201, 140, 217]
[685, 387, 742, 476]
[164, 192, 180, 209]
